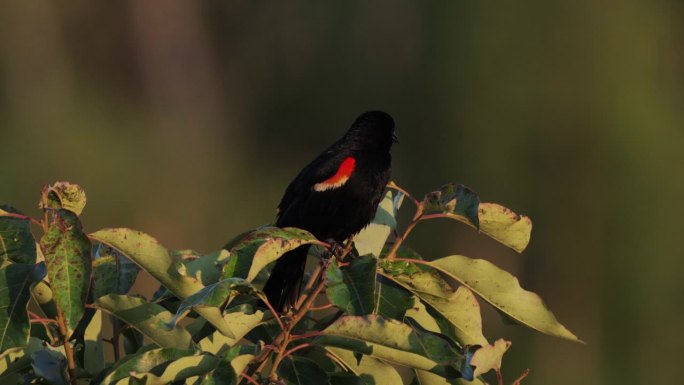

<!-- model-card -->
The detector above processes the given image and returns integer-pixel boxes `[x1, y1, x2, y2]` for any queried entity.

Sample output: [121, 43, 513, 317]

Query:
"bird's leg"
[324, 239, 346, 259]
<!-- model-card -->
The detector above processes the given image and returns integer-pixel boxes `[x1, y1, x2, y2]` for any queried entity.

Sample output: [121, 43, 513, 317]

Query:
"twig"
[111, 318, 121, 361]
[239, 372, 261, 385]
[55, 311, 77, 385]
[497, 369, 504, 385]
[0, 211, 44, 227]
[281, 343, 312, 360]
[257, 292, 286, 332]
[308, 303, 333, 311]
[387, 181, 420, 207]
[512, 368, 531, 385]
[385, 202, 424, 260]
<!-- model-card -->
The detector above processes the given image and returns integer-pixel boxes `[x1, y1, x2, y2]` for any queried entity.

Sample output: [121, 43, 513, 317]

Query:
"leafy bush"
[0, 181, 580, 385]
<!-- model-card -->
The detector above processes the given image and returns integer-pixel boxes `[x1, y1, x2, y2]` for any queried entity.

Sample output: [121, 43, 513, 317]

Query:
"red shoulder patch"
[313, 157, 356, 192]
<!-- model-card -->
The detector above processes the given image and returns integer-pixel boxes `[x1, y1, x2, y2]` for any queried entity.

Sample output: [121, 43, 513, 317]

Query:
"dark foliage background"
[1, 2, 683, 384]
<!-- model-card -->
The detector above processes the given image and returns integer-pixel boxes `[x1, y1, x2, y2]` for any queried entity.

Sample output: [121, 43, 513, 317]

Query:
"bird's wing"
[276, 147, 351, 221]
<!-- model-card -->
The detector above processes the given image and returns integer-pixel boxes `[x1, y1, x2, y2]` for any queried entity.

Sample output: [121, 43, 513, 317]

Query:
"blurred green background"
[1, 1, 683, 384]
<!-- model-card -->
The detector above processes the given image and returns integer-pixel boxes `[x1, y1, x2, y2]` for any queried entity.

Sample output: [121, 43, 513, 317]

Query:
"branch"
[55, 311, 77, 385]
[385, 202, 424, 260]
[387, 181, 420, 207]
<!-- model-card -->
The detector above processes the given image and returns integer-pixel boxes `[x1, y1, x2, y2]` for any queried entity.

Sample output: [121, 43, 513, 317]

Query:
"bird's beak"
[392, 132, 399, 144]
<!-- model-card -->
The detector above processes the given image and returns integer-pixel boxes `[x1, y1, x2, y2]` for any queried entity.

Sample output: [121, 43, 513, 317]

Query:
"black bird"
[263, 111, 397, 311]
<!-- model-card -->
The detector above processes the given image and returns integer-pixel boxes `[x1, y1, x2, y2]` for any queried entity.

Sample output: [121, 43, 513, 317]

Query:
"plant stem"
[111, 318, 121, 361]
[512, 368, 531, 385]
[240, 248, 344, 385]
[385, 202, 424, 260]
[55, 311, 77, 385]
[386, 181, 420, 207]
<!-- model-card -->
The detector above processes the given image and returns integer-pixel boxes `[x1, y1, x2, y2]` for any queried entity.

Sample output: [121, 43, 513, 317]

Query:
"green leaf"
[388, 269, 488, 346]
[327, 347, 403, 385]
[423, 184, 480, 228]
[0, 263, 35, 350]
[168, 278, 254, 328]
[96, 294, 195, 350]
[0, 205, 37, 265]
[31, 349, 67, 385]
[89, 228, 233, 338]
[92, 244, 140, 299]
[180, 250, 230, 286]
[317, 315, 462, 372]
[429, 255, 581, 342]
[40, 209, 92, 332]
[198, 309, 264, 354]
[422, 184, 532, 253]
[412, 369, 488, 385]
[468, 339, 510, 378]
[326, 257, 377, 316]
[374, 277, 414, 320]
[0, 337, 44, 379]
[84, 309, 105, 375]
[39, 182, 87, 216]
[278, 356, 330, 385]
[101, 347, 196, 385]
[477, 203, 532, 253]
[204, 346, 256, 385]
[221, 227, 324, 281]
[354, 191, 403, 257]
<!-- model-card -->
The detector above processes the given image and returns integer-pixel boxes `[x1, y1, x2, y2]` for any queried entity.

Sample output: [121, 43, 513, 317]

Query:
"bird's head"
[345, 110, 397, 151]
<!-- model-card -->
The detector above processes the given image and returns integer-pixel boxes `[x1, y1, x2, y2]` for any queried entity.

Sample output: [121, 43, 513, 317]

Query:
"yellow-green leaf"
[429, 255, 581, 342]
[39, 182, 87, 216]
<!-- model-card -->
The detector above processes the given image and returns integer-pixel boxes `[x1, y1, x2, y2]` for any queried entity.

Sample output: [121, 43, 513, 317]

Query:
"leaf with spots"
[89, 227, 234, 338]
[96, 294, 195, 350]
[167, 277, 255, 328]
[326, 257, 377, 316]
[40, 209, 92, 332]
[316, 315, 463, 373]
[221, 226, 324, 281]
[477, 203, 532, 253]
[0, 205, 37, 265]
[429, 255, 581, 342]
[423, 184, 480, 228]
[92, 243, 140, 299]
[38, 182, 87, 216]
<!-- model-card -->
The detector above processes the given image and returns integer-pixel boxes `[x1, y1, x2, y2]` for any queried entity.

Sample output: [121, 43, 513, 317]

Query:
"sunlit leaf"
[354, 191, 403, 257]
[221, 227, 324, 282]
[83, 309, 105, 375]
[39, 182, 87, 216]
[101, 347, 196, 385]
[96, 294, 195, 350]
[429, 255, 581, 342]
[168, 278, 254, 328]
[198, 308, 264, 354]
[388, 268, 488, 346]
[477, 203, 532, 253]
[89, 228, 233, 337]
[40, 209, 91, 332]
[0, 205, 37, 265]
[317, 315, 462, 372]
[326, 257, 377, 316]
[327, 347, 403, 385]
[468, 339, 511, 378]
[0, 263, 35, 351]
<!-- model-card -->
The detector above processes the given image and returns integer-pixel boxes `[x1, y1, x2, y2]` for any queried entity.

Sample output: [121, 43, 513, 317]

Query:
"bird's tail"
[262, 246, 310, 311]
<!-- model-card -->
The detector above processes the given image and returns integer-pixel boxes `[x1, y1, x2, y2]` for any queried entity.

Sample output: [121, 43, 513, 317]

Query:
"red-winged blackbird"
[263, 111, 397, 311]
